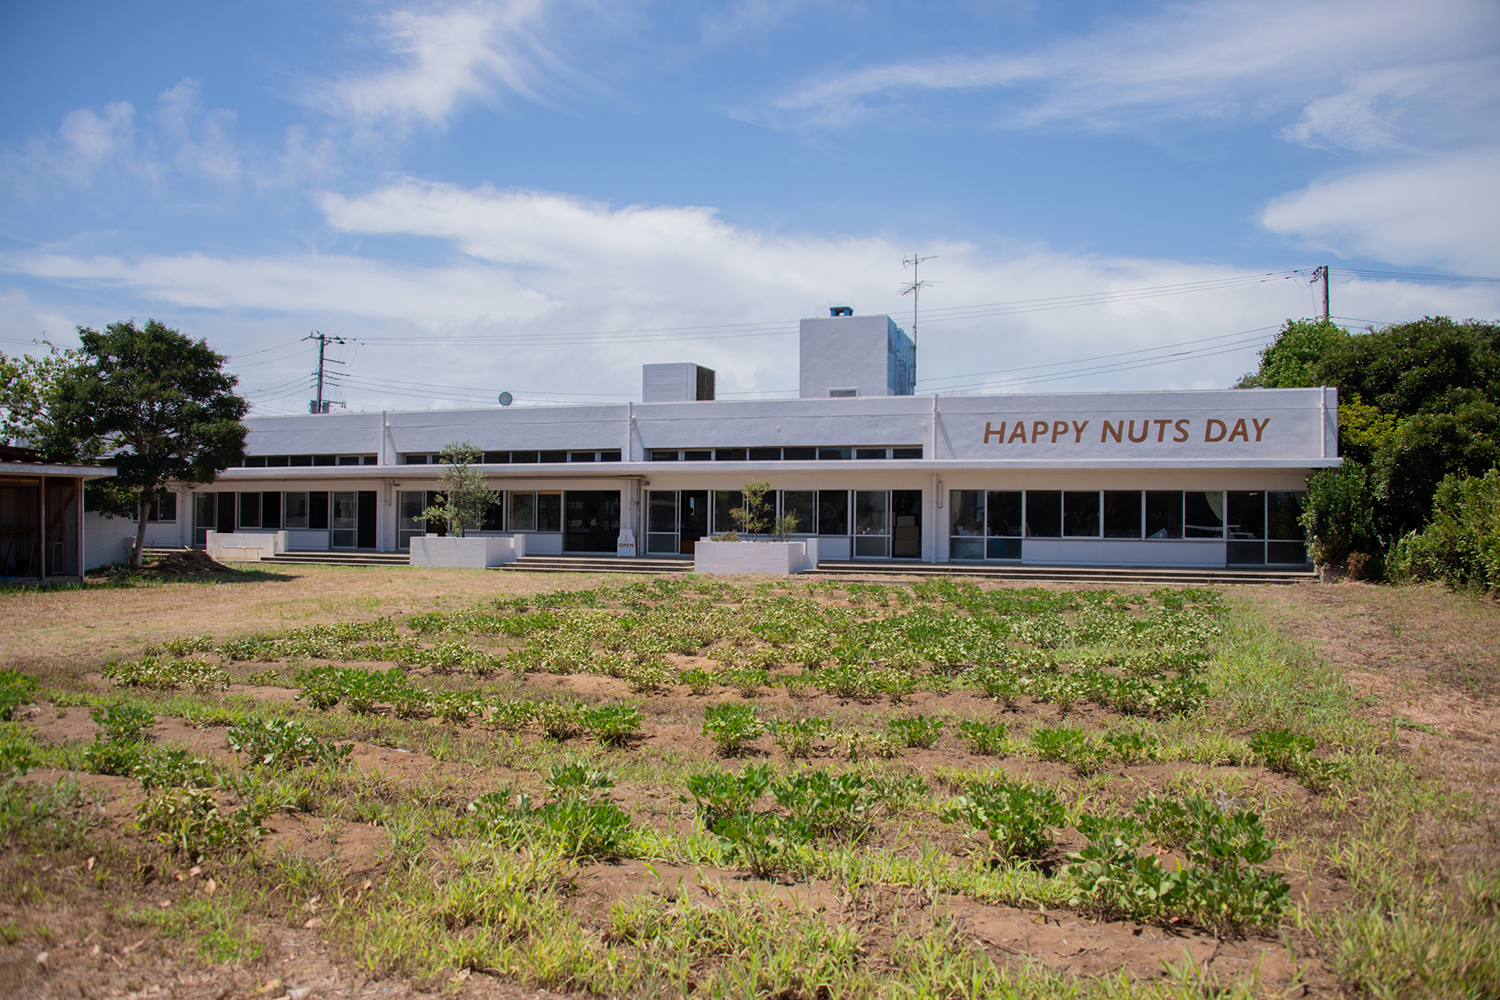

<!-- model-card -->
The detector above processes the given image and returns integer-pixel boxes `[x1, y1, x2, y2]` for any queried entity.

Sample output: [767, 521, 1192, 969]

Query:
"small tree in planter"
[731, 481, 772, 540]
[422, 441, 500, 537]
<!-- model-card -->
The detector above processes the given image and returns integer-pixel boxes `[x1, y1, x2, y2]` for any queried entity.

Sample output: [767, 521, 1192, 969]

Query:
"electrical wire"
[1330, 268, 1500, 283]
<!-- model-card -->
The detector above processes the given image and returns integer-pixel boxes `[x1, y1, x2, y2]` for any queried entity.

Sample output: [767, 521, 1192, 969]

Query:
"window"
[511, 451, 539, 464]
[1267, 491, 1309, 564]
[569, 451, 597, 462]
[714, 490, 744, 533]
[144, 494, 177, 522]
[783, 447, 815, 460]
[600, 450, 621, 462]
[510, 492, 536, 531]
[1146, 492, 1182, 538]
[829, 387, 857, 397]
[483, 452, 509, 464]
[398, 491, 427, 549]
[818, 447, 850, 460]
[715, 448, 747, 461]
[261, 492, 281, 530]
[1025, 491, 1061, 537]
[684, 450, 711, 461]
[268, 456, 290, 467]
[309, 492, 329, 530]
[1103, 491, 1142, 538]
[404, 454, 428, 465]
[780, 491, 816, 534]
[985, 492, 1022, 537]
[313, 455, 336, 466]
[1185, 492, 1225, 538]
[647, 490, 678, 553]
[332, 492, 358, 548]
[193, 492, 215, 546]
[748, 447, 781, 461]
[650, 450, 679, 461]
[337, 456, 360, 465]
[539, 451, 566, 463]
[854, 490, 889, 557]
[950, 490, 983, 559]
[536, 492, 562, 532]
[892, 447, 923, 459]
[244, 456, 267, 468]
[1063, 491, 1101, 537]
[818, 490, 849, 535]
[238, 492, 261, 529]
[855, 448, 887, 459]
[285, 492, 309, 529]
[1227, 492, 1266, 539]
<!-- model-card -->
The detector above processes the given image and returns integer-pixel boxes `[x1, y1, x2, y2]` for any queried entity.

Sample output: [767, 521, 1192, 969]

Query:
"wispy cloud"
[313, 0, 569, 132]
[769, 0, 1500, 150]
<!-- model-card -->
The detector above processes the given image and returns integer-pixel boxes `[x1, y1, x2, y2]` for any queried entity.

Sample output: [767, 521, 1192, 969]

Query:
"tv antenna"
[901, 253, 936, 394]
[303, 331, 349, 414]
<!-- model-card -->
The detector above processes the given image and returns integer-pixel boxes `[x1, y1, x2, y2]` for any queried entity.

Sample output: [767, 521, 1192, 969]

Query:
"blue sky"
[2, 0, 1498, 413]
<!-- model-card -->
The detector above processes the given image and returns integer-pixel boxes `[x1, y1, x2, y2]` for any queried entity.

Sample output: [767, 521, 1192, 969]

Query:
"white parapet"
[205, 530, 287, 561]
[694, 539, 812, 575]
[409, 535, 520, 568]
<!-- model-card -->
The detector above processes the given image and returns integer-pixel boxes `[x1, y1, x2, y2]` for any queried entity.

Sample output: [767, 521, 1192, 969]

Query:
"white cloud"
[771, 0, 1500, 148]
[315, 1, 563, 131]
[1260, 148, 1500, 274]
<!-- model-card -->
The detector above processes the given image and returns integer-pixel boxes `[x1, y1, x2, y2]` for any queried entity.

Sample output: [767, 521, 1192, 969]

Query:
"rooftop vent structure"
[643, 363, 715, 402]
[830, 306, 853, 316]
[799, 313, 915, 399]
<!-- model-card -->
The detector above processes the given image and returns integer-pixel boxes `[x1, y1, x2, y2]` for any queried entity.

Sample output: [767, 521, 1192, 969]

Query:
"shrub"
[293, 666, 343, 710]
[136, 787, 270, 861]
[339, 668, 402, 714]
[940, 778, 1064, 860]
[1248, 729, 1341, 789]
[702, 703, 765, 755]
[684, 764, 773, 830]
[678, 668, 717, 695]
[133, 747, 216, 791]
[1388, 469, 1500, 590]
[957, 720, 1007, 755]
[886, 715, 945, 749]
[226, 717, 351, 769]
[83, 738, 148, 777]
[773, 770, 891, 842]
[768, 717, 829, 759]
[534, 701, 586, 741]
[582, 704, 643, 746]
[0, 670, 39, 721]
[91, 704, 155, 742]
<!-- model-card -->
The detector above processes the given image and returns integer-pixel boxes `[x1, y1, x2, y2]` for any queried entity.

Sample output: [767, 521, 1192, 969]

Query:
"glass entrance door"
[563, 490, 621, 553]
[332, 491, 358, 548]
[679, 490, 708, 554]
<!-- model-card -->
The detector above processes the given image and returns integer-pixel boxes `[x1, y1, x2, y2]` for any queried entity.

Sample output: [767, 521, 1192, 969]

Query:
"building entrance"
[564, 491, 620, 553]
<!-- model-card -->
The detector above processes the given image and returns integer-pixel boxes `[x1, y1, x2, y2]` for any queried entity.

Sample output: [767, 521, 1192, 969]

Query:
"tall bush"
[1388, 469, 1500, 591]
[1300, 462, 1382, 570]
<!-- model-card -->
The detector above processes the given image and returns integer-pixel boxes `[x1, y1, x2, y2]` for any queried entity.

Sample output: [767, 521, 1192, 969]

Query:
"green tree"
[1300, 463, 1381, 569]
[1235, 318, 1345, 389]
[1388, 469, 1500, 591]
[1372, 399, 1499, 535]
[44, 320, 248, 569]
[1315, 316, 1500, 417]
[421, 441, 500, 538]
[731, 480, 772, 540]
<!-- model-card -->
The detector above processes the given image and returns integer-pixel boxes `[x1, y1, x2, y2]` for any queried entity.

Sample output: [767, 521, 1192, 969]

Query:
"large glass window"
[985, 492, 1022, 538]
[238, 492, 261, 529]
[1103, 491, 1142, 538]
[780, 491, 816, 535]
[261, 492, 281, 530]
[1267, 491, 1309, 564]
[509, 492, 536, 531]
[309, 492, 329, 530]
[1146, 492, 1182, 538]
[1185, 491, 1225, 538]
[284, 492, 309, 529]
[145, 494, 177, 522]
[193, 491, 215, 545]
[536, 492, 562, 532]
[398, 491, 427, 550]
[818, 490, 849, 535]
[714, 490, 744, 534]
[481, 498, 503, 531]
[1025, 491, 1061, 537]
[892, 490, 922, 558]
[950, 490, 983, 559]
[1063, 491, 1101, 537]
[647, 490, 678, 554]
[1227, 492, 1266, 539]
[854, 490, 889, 557]
[332, 492, 358, 548]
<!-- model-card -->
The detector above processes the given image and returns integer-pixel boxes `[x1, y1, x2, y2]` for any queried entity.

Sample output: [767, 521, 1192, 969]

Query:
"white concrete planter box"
[409, 535, 518, 569]
[694, 539, 815, 575]
[205, 530, 287, 561]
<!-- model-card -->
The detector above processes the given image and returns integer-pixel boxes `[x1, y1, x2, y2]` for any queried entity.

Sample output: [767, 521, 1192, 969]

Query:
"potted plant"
[408, 441, 517, 568]
[696, 480, 815, 574]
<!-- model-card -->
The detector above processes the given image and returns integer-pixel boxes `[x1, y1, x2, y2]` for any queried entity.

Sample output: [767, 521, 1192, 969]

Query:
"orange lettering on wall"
[1032, 420, 1049, 443]
[1051, 420, 1068, 443]
[1101, 420, 1123, 443]
[1155, 419, 1171, 442]
[1128, 420, 1149, 443]
[1009, 422, 1028, 444]
[1228, 418, 1249, 442]
[1072, 420, 1090, 443]
[1173, 419, 1191, 442]
[1252, 417, 1270, 441]
[984, 421, 1005, 443]
[1205, 418, 1227, 442]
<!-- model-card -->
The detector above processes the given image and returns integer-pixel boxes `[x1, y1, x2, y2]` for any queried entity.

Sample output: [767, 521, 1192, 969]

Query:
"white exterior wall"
[799, 315, 908, 398]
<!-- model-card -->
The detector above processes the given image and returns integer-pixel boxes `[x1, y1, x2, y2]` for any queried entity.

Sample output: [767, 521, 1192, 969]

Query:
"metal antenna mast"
[303, 331, 348, 414]
[902, 254, 937, 395]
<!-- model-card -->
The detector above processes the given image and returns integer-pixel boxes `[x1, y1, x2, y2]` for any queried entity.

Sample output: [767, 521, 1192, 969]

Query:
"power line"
[1331, 268, 1500, 283]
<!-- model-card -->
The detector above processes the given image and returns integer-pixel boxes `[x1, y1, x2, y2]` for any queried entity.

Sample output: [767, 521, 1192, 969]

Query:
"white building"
[104, 311, 1337, 570]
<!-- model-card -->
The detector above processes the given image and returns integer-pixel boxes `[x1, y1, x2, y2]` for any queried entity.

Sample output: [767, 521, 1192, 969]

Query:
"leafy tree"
[421, 441, 500, 538]
[1234, 318, 1345, 389]
[731, 480, 772, 540]
[1388, 469, 1500, 591]
[1316, 316, 1500, 417]
[39, 320, 248, 569]
[1300, 463, 1381, 569]
[1372, 400, 1499, 535]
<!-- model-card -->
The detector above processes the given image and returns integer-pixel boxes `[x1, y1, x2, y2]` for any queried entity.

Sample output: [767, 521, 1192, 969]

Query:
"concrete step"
[261, 551, 411, 567]
[805, 561, 1315, 585]
[499, 555, 693, 575]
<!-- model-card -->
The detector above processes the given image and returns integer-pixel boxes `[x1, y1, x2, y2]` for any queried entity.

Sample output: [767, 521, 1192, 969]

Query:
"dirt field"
[0, 565, 1495, 1000]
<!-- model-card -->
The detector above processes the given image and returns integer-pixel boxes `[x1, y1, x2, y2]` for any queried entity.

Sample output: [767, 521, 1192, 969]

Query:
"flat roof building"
[112, 312, 1337, 570]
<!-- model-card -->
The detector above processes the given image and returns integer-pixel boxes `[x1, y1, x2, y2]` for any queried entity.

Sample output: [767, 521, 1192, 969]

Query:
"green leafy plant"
[772, 770, 888, 842]
[83, 738, 148, 777]
[702, 703, 765, 755]
[831, 729, 900, 761]
[768, 717, 829, 759]
[1249, 729, 1341, 789]
[684, 764, 773, 830]
[0, 726, 37, 778]
[161, 634, 216, 656]
[469, 762, 631, 858]
[0, 671, 39, 720]
[957, 719, 1008, 755]
[534, 701, 586, 741]
[102, 656, 227, 693]
[968, 666, 1024, 710]
[91, 704, 155, 742]
[678, 667, 717, 695]
[582, 704, 643, 746]
[133, 747, 216, 791]
[886, 714, 945, 749]
[940, 778, 1064, 861]
[226, 717, 351, 769]
[136, 786, 270, 861]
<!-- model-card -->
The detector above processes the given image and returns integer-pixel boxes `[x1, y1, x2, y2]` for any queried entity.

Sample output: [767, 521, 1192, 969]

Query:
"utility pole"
[303, 331, 348, 414]
[1315, 265, 1330, 322]
[902, 253, 937, 395]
